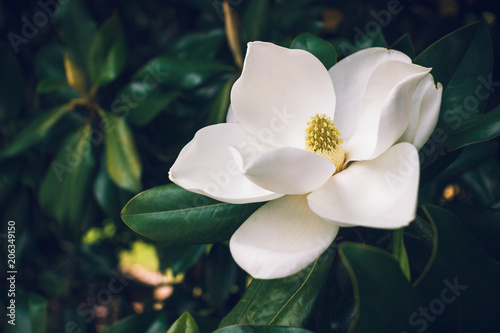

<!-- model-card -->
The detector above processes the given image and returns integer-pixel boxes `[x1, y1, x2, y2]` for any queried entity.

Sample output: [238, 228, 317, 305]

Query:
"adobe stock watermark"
[401, 277, 467, 333]
[335, 0, 409, 56]
[51, 63, 170, 182]
[442, 74, 500, 131]
[8, 0, 69, 53]
[54, 269, 133, 333]
[110, 63, 171, 118]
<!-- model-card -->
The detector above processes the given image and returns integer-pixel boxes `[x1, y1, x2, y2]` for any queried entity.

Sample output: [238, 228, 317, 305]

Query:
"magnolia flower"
[169, 42, 442, 279]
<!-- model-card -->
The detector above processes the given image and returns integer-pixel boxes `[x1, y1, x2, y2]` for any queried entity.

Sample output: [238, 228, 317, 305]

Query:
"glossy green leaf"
[0, 43, 24, 120]
[0, 105, 69, 159]
[118, 81, 181, 126]
[37, 77, 70, 93]
[219, 246, 335, 328]
[214, 326, 313, 333]
[88, 14, 127, 87]
[339, 243, 421, 333]
[414, 22, 494, 167]
[102, 111, 142, 193]
[291, 33, 337, 69]
[207, 76, 236, 125]
[55, 0, 97, 72]
[389, 34, 415, 59]
[392, 228, 410, 280]
[134, 56, 234, 90]
[243, 0, 271, 42]
[121, 184, 262, 244]
[171, 29, 226, 60]
[39, 124, 96, 238]
[167, 312, 199, 333]
[418, 205, 500, 331]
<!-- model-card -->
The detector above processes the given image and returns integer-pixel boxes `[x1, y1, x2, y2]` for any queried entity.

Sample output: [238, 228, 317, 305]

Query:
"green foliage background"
[1, 0, 500, 332]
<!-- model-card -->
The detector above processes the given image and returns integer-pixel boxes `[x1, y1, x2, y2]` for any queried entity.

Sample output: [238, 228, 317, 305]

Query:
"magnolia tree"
[2, 0, 500, 332]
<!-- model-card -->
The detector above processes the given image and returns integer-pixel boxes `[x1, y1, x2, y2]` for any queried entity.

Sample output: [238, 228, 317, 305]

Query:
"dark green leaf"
[243, 0, 271, 42]
[207, 76, 236, 125]
[159, 244, 206, 275]
[329, 38, 357, 59]
[0, 161, 22, 211]
[55, 0, 97, 72]
[5, 290, 48, 333]
[121, 184, 262, 244]
[0, 43, 24, 120]
[0, 105, 69, 159]
[93, 156, 131, 221]
[339, 242, 421, 333]
[102, 111, 142, 193]
[433, 140, 497, 183]
[214, 326, 314, 333]
[88, 14, 127, 87]
[442, 104, 500, 151]
[414, 22, 494, 167]
[448, 205, 500, 261]
[352, 24, 388, 49]
[29, 292, 48, 333]
[167, 312, 199, 333]
[291, 33, 337, 69]
[134, 56, 234, 90]
[34, 43, 66, 80]
[37, 77, 70, 93]
[410, 216, 438, 287]
[460, 155, 500, 206]
[219, 246, 335, 328]
[118, 81, 181, 126]
[39, 124, 96, 239]
[171, 29, 226, 60]
[389, 34, 415, 59]
[106, 311, 168, 333]
[418, 205, 500, 332]
[392, 228, 410, 280]
[203, 244, 238, 310]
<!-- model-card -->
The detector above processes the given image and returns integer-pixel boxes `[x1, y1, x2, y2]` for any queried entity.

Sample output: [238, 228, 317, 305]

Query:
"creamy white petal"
[230, 195, 338, 279]
[234, 147, 335, 195]
[307, 143, 419, 229]
[411, 81, 443, 149]
[398, 74, 443, 149]
[344, 61, 431, 162]
[330, 48, 412, 140]
[169, 123, 283, 203]
[226, 105, 238, 123]
[231, 42, 336, 149]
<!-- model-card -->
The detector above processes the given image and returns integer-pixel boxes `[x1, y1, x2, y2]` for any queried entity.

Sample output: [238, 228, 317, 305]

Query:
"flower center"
[305, 114, 345, 171]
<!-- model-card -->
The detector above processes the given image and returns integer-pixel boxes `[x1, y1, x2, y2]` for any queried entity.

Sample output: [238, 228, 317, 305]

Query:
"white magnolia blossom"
[169, 42, 443, 279]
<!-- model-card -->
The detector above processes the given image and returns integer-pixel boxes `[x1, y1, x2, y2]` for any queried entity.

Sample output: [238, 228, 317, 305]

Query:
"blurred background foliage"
[1, 0, 500, 332]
